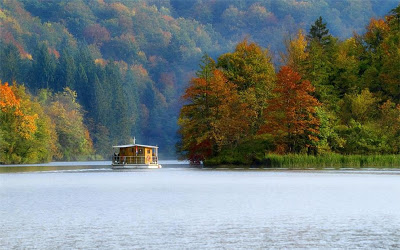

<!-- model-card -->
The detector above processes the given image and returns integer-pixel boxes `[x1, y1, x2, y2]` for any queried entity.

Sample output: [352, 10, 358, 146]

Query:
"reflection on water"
[0, 165, 109, 173]
[0, 160, 190, 173]
[1, 167, 400, 249]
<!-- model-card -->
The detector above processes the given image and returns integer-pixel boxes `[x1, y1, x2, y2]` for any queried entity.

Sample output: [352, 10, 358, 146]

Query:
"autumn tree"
[217, 39, 275, 133]
[0, 81, 57, 163]
[39, 88, 93, 160]
[0, 81, 37, 161]
[378, 9, 400, 100]
[281, 29, 308, 74]
[178, 56, 251, 162]
[83, 24, 111, 45]
[259, 66, 321, 154]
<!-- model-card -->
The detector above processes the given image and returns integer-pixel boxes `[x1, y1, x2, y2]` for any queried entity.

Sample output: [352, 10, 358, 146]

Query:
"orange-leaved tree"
[0, 81, 37, 140]
[259, 66, 321, 154]
[178, 55, 252, 162]
[0, 81, 57, 163]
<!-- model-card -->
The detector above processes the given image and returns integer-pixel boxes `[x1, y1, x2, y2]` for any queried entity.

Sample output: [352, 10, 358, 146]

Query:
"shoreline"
[0, 159, 190, 168]
[204, 154, 400, 169]
[200, 166, 400, 171]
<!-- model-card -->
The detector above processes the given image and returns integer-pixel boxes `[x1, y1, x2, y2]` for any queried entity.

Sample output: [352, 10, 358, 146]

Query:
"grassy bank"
[204, 153, 400, 169]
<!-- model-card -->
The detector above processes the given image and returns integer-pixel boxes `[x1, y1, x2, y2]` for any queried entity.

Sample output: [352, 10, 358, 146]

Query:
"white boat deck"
[111, 164, 162, 169]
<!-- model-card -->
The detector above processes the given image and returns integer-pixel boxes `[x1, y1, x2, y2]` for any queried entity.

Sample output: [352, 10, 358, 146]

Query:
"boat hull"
[111, 164, 162, 169]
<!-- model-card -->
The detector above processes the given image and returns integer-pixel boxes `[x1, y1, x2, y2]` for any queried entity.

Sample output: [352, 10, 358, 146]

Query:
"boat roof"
[113, 144, 158, 149]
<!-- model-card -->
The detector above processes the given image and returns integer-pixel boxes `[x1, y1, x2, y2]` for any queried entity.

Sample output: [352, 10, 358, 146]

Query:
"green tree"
[56, 49, 76, 91]
[388, 5, 400, 30]
[337, 121, 385, 155]
[105, 62, 130, 144]
[0, 43, 22, 83]
[307, 16, 332, 46]
[342, 89, 378, 124]
[377, 100, 400, 153]
[331, 38, 361, 97]
[30, 42, 57, 89]
[304, 17, 339, 107]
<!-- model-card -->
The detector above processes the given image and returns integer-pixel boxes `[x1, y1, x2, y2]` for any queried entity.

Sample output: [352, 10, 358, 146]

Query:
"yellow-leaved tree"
[39, 88, 93, 161]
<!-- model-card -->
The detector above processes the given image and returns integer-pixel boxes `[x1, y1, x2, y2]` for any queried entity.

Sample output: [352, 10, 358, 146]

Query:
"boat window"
[147, 149, 150, 154]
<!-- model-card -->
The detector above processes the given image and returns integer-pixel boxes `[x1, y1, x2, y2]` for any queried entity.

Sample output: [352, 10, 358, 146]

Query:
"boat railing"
[112, 155, 158, 165]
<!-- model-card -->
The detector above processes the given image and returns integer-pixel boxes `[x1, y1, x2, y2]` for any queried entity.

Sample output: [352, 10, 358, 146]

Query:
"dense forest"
[0, 0, 399, 163]
[179, 6, 400, 164]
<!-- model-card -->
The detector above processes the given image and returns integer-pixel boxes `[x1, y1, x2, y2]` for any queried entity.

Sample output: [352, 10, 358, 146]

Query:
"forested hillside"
[0, 0, 398, 162]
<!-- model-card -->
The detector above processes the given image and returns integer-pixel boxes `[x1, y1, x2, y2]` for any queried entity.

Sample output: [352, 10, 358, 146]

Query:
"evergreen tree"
[307, 16, 332, 46]
[304, 17, 339, 107]
[0, 43, 22, 83]
[74, 45, 96, 111]
[56, 49, 76, 91]
[105, 62, 130, 144]
[123, 68, 141, 141]
[388, 5, 400, 30]
[30, 42, 57, 90]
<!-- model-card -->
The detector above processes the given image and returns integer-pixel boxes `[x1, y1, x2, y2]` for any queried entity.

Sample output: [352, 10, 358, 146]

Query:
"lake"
[1, 162, 400, 249]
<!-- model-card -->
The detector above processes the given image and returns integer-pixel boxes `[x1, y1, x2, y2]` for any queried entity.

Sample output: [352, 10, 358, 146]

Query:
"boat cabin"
[112, 143, 159, 168]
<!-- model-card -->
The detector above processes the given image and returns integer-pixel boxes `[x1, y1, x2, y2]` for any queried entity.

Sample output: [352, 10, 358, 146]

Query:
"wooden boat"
[111, 139, 161, 169]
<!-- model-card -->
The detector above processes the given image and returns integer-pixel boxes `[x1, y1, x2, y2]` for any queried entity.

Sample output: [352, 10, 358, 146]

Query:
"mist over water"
[1, 167, 400, 249]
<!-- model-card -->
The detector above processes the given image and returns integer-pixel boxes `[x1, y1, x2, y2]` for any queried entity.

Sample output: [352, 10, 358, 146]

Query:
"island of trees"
[178, 6, 400, 168]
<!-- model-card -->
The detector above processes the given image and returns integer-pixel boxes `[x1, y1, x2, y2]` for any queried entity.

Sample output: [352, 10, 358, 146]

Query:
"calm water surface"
[1, 164, 400, 249]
